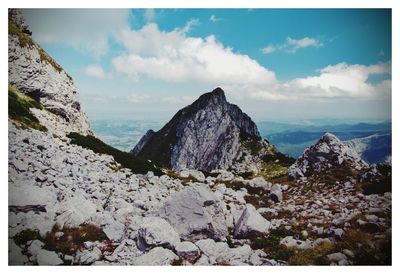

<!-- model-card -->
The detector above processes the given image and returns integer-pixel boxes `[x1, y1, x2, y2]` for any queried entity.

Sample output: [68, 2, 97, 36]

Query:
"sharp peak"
[195, 87, 227, 105]
[321, 132, 341, 143]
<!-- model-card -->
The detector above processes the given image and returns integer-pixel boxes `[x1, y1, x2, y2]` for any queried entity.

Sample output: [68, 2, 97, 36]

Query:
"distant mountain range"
[258, 121, 391, 164]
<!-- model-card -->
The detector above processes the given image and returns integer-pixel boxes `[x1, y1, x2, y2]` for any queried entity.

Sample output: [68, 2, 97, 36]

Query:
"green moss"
[8, 85, 47, 132]
[258, 162, 288, 181]
[67, 132, 163, 176]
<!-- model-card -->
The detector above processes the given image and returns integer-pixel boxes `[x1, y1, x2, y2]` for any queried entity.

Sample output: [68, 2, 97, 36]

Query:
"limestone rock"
[137, 217, 180, 251]
[132, 87, 278, 173]
[175, 241, 200, 262]
[234, 204, 270, 238]
[160, 185, 228, 241]
[289, 132, 369, 181]
[133, 247, 179, 266]
[8, 9, 91, 136]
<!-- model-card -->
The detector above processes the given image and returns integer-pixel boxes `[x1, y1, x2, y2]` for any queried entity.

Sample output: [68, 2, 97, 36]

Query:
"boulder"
[36, 249, 64, 265]
[270, 184, 283, 202]
[133, 247, 179, 266]
[175, 241, 200, 262]
[234, 204, 270, 238]
[178, 170, 205, 182]
[327, 252, 347, 262]
[279, 236, 312, 249]
[76, 247, 102, 265]
[137, 217, 180, 251]
[160, 185, 228, 241]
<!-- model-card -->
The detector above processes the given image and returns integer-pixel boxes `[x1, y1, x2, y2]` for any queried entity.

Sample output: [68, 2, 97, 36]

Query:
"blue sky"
[21, 9, 391, 122]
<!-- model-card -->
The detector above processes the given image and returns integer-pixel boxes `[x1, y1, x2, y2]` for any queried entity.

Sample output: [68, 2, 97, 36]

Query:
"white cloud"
[286, 37, 322, 53]
[210, 15, 222, 22]
[261, 45, 276, 54]
[285, 62, 391, 100]
[181, 18, 200, 33]
[83, 64, 111, 80]
[261, 36, 323, 54]
[21, 9, 130, 57]
[113, 22, 277, 86]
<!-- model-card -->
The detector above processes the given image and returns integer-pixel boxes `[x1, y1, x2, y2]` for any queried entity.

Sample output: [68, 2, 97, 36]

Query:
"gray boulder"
[137, 217, 180, 251]
[160, 185, 228, 241]
[133, 247, 179, 266]
[234, 204, 270, 238]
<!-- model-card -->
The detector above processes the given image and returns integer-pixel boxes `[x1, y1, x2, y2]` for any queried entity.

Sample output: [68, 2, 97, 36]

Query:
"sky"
[21, 9, 392, 123]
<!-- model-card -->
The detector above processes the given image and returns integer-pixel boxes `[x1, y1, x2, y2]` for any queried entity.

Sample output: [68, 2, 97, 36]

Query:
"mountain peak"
[132, 87, 275, 172]
[289, 132, 368, 181]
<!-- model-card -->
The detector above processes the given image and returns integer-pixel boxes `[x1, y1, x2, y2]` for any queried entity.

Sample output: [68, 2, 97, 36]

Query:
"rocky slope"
[8, 9, 91, 136]
[288, 132, 369, 182]
[132, 87, 280, 173]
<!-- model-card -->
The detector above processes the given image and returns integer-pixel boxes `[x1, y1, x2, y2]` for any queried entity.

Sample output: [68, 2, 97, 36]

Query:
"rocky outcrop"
[159, 185, 228, 241]
[8, 9, 91, 135]
[288, 132, 369, 181]
[132, 87, 278, 173]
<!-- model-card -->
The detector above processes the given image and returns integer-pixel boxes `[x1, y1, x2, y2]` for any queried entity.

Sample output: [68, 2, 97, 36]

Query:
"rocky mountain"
[8, 9, 91, 136]
[288, 132, 369, 182]
[132, 87, 280, 173]
[8, 9, 391, 266]
[345, 133, 391, 164]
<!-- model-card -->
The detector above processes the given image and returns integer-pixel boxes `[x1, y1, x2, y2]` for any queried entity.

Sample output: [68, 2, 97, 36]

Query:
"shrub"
[67, 132, 163, 176]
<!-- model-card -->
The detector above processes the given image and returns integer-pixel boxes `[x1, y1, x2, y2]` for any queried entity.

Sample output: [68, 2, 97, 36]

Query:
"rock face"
[159, 185, 228, 241]
[288, 132, 369, 181]
[132, 87, 277, 172]
[8, 9, 91, 135]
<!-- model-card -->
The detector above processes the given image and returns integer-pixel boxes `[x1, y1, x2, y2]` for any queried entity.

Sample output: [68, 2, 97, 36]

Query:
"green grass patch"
[8, 85, 47, 132]
[67, 132, 163, 176]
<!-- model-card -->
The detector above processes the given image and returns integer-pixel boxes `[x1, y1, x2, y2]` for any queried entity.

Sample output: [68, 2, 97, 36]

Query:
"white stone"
[133, 247, 179, 266]
[36, 249, 64, 265]
[234, 204, 270, 238]
[137, 217, 180, 251]
[179, 170, 205, 182]
[160, 185, 228, 241]
[77, 247, 102, 265]
[175, 241, 200, 261]
[327, 252, 347, 262]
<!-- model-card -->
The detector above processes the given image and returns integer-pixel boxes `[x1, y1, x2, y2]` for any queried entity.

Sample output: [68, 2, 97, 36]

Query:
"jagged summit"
[288, 132, 369, 181]
[132, 87, 275, 172]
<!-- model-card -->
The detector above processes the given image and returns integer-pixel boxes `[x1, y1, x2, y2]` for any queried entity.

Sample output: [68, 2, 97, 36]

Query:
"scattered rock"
[160, 185, 228, 241]
[133, 247, 179, 266]
[175, 241, 200, 262]
[137, 217, 180, 251]
[234, 204, 270, 238]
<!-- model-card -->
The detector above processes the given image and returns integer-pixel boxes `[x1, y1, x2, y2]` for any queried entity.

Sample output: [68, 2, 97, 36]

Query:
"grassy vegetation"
[8, 85, 47, 132]
[67, 132, 163, 176]
[13, 224, 112, 264]
[8, 20, 34, 48]
[43, 224, 108, 255]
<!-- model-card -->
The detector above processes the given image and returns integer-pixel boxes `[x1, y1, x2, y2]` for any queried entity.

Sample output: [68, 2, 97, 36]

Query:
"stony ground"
[8, 122, 391, 265]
